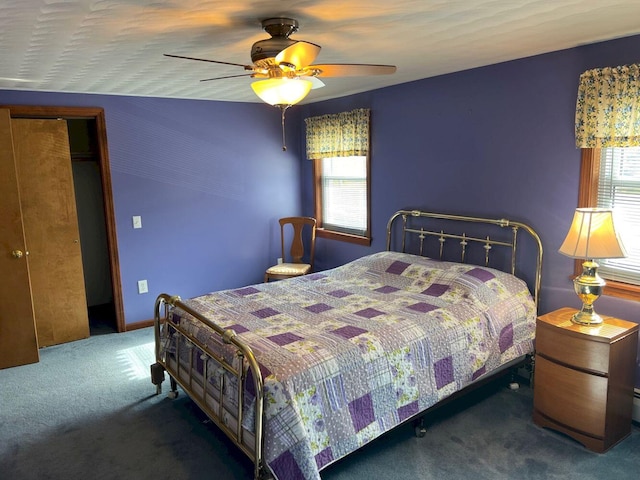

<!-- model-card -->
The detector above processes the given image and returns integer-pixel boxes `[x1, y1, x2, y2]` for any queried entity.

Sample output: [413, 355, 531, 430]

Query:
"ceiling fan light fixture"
[251, 77, 312, 106]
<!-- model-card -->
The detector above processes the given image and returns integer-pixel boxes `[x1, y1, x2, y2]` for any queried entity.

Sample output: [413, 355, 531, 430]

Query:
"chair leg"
[264, 273, 269, 283]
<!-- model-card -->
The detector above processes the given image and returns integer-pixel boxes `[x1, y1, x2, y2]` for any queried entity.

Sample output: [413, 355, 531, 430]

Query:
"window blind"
[321, 156, 367, 235]
[597, 147, 640, 285]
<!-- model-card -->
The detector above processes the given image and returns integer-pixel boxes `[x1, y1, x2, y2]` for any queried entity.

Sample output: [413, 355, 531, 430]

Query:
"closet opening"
[68, 118, 117, 335]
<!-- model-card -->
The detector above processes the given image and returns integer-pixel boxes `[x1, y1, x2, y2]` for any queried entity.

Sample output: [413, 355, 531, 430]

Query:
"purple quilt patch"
[466, 267, 495, 282]
[252, 307, 280, 319]
[349, 394, 375, 432]
[315, 447, 334, 470]
[397, 401, 419, 422]
[329, 289, 352, 298]
[408, 302, 438, 313]
[257, 362, 272, 378]
[234, 286, 260, 296]
[386, 260, 411, 275]
[499, 324, 514, 353]
[246, 363, 272, 397]
[422, 283, 449, 297]
[226, 323, 249, 334]
[355, 308, 384, 319]
[271, 450, 304, 480]
[306, 303, 333, 314]
[268, 332, 304, 346]
[472, 365, 486, 381]
[332, 325, 368, 339]
[375, 285, 400, 294]
[434, 356, 454, 389]
[305, 273, 327, 281]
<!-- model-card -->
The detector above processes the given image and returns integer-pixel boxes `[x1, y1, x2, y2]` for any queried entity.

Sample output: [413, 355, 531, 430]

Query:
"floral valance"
[305, 108, 370, 159]
[575, 64, 640, 148]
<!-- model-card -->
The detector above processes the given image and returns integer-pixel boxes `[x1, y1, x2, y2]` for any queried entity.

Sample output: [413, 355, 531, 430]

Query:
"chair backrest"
[279, 216, 316, 266]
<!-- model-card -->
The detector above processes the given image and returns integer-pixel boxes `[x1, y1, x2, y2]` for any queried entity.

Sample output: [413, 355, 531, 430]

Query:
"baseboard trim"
[125, 319, 154, 331]
[633, 388, 640, 423]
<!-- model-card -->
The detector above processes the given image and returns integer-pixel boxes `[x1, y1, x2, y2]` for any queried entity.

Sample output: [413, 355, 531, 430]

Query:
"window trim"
[577, 148, 640, 301]
[312, 157, 372, 246]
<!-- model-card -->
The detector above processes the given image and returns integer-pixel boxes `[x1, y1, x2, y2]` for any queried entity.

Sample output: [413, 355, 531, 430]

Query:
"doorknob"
[12, 250, 24, 259]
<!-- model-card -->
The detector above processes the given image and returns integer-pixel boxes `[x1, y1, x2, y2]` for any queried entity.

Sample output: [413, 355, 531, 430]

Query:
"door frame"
[2, 105, 124, 333]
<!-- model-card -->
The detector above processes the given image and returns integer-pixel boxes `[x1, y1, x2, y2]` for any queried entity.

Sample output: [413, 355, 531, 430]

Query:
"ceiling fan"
[165, 17, 396, 150]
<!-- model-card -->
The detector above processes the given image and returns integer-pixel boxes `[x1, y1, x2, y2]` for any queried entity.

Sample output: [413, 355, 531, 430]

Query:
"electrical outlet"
[277, 257, 283, 264]
[137, 279, 148, 294]
[132, 216, 142, 229]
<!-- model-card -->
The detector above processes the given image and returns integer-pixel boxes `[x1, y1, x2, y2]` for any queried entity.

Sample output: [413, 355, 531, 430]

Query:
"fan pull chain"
[279, 105, 290, 151]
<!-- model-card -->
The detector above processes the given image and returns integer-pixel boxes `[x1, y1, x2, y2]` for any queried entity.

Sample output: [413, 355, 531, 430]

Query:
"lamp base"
[571, 307, 603, 325]
[571, 260, 606, 326]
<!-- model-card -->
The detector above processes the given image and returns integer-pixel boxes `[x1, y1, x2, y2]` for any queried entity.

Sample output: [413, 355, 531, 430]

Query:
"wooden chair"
[264, 217, 316, 282]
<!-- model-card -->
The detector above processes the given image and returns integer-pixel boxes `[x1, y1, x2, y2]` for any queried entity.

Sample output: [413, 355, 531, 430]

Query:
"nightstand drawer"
[536, 321, 610, 374]
[534, 355, 607, 437]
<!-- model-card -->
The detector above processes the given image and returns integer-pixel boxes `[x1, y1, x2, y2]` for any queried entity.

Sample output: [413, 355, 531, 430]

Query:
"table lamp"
[558, 208, 627, 325]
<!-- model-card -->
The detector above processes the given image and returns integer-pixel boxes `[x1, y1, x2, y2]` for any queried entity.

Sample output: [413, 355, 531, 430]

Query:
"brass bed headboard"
[386, 209, 543, 308]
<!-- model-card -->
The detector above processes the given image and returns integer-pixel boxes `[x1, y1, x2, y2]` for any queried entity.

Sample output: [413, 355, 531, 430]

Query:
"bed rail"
[385, 209, 543, 308]
[151, 294, 268, 480]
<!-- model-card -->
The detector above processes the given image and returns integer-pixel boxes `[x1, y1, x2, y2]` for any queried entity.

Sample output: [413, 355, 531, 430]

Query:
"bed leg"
[150, 362, 165, 395]
[507, 366, 521, 390]
[527, 353, 535, 388]
[258, 465, 274, 480]
[413, 416, 427, 438]
[507, 353, 536, 391]
[167, 375, 179, 399]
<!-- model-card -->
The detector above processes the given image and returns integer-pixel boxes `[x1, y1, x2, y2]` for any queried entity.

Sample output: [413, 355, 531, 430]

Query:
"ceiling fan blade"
[309, 64, 397, 77]
[200, 73, 256, 82]
[164, 54, 253, 70]
[276, 41, 321, 70]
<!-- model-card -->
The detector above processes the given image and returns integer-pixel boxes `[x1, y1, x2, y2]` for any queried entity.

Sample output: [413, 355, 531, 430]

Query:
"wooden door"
[12, 118, 90, 346]
[0, 109, 39, 368]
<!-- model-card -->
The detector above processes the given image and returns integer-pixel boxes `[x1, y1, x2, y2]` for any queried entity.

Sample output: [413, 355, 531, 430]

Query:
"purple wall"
[0, 91, 304, 324]
[299, 35, 640, 386]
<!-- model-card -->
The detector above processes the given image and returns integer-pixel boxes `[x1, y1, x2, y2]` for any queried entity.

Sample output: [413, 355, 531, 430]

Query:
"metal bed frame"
[150, 209, 543, 480]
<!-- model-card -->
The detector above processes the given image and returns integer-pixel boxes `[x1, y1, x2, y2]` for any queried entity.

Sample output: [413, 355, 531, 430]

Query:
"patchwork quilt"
[168, 251, 536, 480]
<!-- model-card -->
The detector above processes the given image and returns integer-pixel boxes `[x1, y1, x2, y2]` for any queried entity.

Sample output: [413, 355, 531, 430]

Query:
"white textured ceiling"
[1, 0, 640, 104]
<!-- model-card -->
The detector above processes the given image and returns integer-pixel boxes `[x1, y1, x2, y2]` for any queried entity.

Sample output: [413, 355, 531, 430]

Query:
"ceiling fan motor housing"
[251, 18, 299, 65]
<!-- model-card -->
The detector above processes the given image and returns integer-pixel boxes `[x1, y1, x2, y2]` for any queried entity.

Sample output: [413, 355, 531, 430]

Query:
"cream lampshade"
[558, 208, 627, 325]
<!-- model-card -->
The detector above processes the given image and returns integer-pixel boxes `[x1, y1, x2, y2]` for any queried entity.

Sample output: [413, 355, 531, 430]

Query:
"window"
[305, 108, 371, 245]
[578, 148, 640, 300]
[313, 155, 370, 245]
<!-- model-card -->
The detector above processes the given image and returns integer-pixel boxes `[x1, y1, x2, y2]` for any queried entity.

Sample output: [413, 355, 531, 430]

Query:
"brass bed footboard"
[151, 294, 269, 480]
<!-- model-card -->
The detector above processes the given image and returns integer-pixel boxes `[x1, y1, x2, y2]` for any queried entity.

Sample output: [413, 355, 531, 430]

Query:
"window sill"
[602, 279, 640, 302]
[317, 228, 371, 246]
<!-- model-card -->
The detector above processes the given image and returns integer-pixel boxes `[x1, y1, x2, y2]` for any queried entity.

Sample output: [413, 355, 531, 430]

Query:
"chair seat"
[265, 263, 311, 277]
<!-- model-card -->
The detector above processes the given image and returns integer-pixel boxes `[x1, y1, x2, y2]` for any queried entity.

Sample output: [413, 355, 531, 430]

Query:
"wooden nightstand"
[533, 307, 638, 453]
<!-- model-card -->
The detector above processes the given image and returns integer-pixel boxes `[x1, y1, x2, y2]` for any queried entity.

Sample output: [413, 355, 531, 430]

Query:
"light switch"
[137, 280, 148, 294]
[132, 216, 142, 229]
